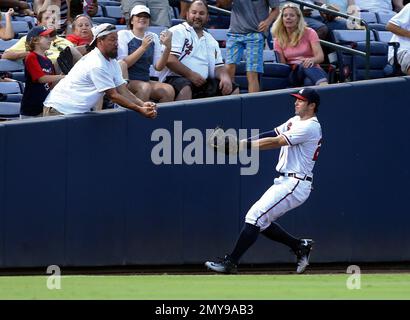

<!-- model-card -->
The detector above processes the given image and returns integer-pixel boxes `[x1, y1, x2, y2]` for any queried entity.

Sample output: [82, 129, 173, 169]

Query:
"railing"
[288, 0, 370, 79]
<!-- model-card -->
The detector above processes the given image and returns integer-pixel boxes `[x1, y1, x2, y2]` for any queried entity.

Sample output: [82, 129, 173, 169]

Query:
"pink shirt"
[274, 27, 319, 65]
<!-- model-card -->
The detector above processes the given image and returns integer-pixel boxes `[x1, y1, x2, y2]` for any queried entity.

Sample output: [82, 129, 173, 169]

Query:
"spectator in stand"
[355, 0, 404, 14]
[21, 26, 65, 118]
[296, 0, 329, 40]
[69, 0, 98, 20]
[43, 23, 158, 118]
[386, 3, 410, 74]
[2, 10, 83, 74]
[218, 0, 280, 93]
[272, 2, 328, 87]
[161, 0, 239, 101]
[34, 0, 71, 34]
[314, 0, 358, 32]
[117, 5, 174, 102]
[0, 8, 14, 40]
[121, 0, 171, 27]
[0, 1, 34, 16]
[66, 14, 93, 48]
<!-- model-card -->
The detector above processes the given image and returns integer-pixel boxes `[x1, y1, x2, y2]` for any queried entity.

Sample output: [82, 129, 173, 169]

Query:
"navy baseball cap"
[26, 26, 56, 42]
[291, 88, 320, 107]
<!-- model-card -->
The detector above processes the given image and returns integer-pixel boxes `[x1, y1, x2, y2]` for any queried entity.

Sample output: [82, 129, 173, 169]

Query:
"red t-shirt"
[66, 33, 92, 46]
[21, 52, 55, 116]
[25, 51, 54, 82]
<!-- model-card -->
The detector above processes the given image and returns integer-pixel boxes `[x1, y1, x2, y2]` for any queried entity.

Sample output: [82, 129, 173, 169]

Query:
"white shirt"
[388, 4, 410, 60]
[159, 22, 224, 81]
[44, 48, 126, 114]
[117, 30, 162, 77]
[274, 116, 322, 177]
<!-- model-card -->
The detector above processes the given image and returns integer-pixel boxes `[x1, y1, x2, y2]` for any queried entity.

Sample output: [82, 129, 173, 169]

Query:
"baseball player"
[205, 88, 323, 274]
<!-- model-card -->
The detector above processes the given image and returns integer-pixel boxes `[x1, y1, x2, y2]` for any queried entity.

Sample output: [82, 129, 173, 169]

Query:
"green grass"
[0, 274, 409, 300]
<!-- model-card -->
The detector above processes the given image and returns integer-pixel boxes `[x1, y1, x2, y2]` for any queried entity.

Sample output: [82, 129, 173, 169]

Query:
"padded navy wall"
[0, 124, 4, 267]
[1, 77, 410, 268]
[64, 111, 127, 266]
[124, 97, 242, 264]
[2, 118, 66, 267]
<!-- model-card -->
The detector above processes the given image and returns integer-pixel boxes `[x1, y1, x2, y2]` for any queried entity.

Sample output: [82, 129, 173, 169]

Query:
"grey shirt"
[229, 0, 280, 34]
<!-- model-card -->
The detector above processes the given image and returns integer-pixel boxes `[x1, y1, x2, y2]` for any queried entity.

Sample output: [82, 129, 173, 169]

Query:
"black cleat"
[293, 239, 314, 274]
[205, 255, 238, 274]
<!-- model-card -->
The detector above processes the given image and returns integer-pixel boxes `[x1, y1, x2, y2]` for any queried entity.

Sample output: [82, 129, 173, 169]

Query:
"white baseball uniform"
[245, 115, 322, 231]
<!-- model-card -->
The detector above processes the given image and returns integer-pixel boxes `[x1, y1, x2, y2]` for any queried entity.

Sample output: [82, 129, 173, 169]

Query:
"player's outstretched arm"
[241, 135, 288, 151]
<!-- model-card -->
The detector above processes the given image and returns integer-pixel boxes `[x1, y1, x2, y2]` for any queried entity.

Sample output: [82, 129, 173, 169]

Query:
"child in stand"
[20, 26, 65, 118]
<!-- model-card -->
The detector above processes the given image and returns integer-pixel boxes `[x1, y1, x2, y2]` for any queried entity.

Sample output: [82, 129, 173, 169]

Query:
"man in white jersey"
[205, 88, 323, 274]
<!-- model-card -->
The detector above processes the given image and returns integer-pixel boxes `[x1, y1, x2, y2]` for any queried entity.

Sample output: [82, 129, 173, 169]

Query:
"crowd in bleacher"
[1, 0, 410, 120]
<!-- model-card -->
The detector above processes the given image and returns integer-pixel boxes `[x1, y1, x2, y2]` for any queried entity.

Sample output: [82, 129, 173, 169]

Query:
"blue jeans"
[289, 64, 328, 87]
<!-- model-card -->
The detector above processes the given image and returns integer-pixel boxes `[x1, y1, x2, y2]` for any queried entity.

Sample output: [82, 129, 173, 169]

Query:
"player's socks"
[261, 222, 300, 251]
[229, 223, 260, 264]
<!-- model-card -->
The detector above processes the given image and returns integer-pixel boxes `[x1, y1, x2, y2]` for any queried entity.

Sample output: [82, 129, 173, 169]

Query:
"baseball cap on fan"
[89, 23, 117, 47]
[26, 26, 56, 42]
[291, 88, 320, 107]
[130, 4, 151, 17]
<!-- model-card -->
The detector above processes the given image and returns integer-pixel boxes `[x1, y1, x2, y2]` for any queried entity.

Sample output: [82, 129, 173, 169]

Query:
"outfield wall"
[1, 76, 410, 268]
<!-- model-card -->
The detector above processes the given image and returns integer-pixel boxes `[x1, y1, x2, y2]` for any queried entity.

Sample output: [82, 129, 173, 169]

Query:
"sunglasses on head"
[95, 24, 116, 38]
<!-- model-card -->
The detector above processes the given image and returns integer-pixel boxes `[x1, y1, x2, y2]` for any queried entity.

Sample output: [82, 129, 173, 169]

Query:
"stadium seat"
[262, 50, 277, 62]
[207, 14, 230, 29]
[376, 12, 395, 25]
[0, 93, 22, 102]
[9, 21, 31, 37]
[0, 101, 21, 120]
[171, 18, 185, 26]
[0, 39, 19, 53]
[148, 26, 165, 36]
[332, 30, 395, 81]
[0, 81, 22, 94]
[260, 62, 291, 91]
[207, 28, 228, 48]
[92, 17, 118, 25]
[95, 5, 104, 17]
[115, 25, 127, 31]
[359, 11, 387, 31]
[332, 30, 376, 81]
[0, 59, 24, 72]
[375, 30, 394, 43]
[98, 1, 121, 6]
[103, 6, 124, 23]
[10, 71, 25, 82]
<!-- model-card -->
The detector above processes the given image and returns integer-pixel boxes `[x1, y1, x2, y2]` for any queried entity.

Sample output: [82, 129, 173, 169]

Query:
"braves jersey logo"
[179, 38, 193, 61]
[286, 122, 293, 131]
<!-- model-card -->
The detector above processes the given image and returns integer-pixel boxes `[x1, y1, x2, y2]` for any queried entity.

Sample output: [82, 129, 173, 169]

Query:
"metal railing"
[288, 0, 370, 79]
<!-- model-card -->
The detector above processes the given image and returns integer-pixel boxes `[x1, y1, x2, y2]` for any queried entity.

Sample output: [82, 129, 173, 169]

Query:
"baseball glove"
[208, 126, 245, 155]
[57, 47, 74, 75]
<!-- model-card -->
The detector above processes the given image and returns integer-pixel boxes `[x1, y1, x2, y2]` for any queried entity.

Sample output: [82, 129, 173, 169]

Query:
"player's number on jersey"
[313, 138, 322, 161]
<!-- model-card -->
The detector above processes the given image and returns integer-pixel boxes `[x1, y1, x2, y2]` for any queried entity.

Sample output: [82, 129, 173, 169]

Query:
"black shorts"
[165, 76, 238, 99]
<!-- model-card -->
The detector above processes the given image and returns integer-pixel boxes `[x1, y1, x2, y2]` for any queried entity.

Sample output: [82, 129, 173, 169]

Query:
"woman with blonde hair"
[271, 3, 328, 87]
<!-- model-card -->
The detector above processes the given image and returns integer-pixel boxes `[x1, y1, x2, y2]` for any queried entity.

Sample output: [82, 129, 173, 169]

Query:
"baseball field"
[0, 273, 409, 300]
